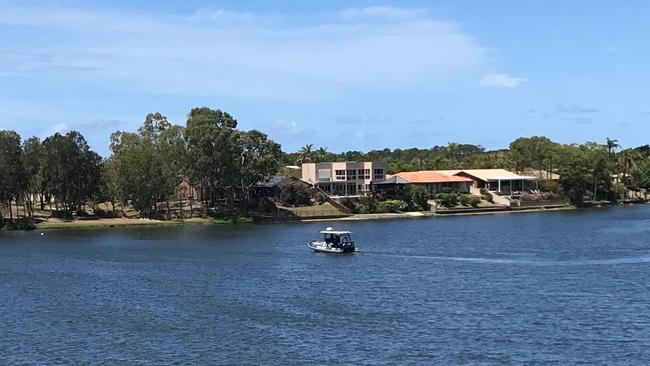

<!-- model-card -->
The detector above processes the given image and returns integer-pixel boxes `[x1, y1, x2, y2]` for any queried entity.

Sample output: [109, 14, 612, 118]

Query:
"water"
[2, 206, 650, 365]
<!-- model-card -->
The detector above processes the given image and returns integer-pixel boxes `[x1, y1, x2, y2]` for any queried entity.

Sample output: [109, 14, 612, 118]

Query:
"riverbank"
[7, 202, 643, 231]
[302, 204, 578, 222]
[34, 215, 253, 230]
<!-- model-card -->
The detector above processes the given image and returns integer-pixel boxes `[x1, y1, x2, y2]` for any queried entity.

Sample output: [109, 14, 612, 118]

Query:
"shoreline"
[4, 203, 643, 231]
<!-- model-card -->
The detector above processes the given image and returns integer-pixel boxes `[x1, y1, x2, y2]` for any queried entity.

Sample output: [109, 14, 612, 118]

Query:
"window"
[373, 168, 384, 180]
[347, 169, 356, 179]
[364, 169, 370, 179]
[317, 169, 331, 181]
[357, 169, 364, 176]
[335, 170, 346, 180]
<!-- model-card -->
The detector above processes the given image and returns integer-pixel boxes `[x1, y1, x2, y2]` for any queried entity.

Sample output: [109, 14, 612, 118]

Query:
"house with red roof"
[375, 171, 472, 194]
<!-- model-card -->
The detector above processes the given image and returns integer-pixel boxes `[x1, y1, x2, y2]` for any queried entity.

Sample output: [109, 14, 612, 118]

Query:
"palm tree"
[314, 147, 329, 163]
[606, 137, 620, 160]
[295, 144, 314, 165]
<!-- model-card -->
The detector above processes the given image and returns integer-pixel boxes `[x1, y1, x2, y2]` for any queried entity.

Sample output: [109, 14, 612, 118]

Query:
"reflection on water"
[2, 206, 650, 364]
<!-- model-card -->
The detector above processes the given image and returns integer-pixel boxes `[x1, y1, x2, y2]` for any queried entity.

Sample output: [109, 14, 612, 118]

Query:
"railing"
[292, 210, 348, 218]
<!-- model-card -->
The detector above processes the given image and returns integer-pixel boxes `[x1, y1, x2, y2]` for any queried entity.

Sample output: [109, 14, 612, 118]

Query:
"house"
[436, 169, 538, 194]
[178, 178, 203, 201]
[253, 176, 310, 199]
[381, 171, 473, 194]
[301, 161, 387, 197]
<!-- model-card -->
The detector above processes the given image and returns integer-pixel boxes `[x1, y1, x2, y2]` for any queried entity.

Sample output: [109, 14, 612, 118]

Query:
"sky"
[1, 0, 650, 157]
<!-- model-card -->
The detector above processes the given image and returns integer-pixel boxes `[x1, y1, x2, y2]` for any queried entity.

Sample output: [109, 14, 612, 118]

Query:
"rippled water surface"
[3, 206, 650, 365]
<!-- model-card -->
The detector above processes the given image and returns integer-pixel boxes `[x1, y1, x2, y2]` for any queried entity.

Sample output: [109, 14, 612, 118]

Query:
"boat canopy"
[320, 227, 351, 235]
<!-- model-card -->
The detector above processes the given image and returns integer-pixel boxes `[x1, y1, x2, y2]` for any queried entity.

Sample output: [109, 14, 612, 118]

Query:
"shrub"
[340, 198, 357, 212]
[437, 193, 458, 207]
[377, 199, 408, 213]
[279, 181, 311, 206]
[468, 196, 481, 207]
[354, 197, 379, 214]
[440, 187, 455, 194]
[481, 190, 494, 203]
[459, 194, 471, 206]
[404, 185, 431, 211]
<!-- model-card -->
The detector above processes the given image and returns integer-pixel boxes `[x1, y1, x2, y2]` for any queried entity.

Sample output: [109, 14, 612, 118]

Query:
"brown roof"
[392, 171, 473, 184]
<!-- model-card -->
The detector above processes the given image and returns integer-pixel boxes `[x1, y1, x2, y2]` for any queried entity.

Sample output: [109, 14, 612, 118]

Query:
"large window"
[373, 168, 384, 180]
[364, 169, 370, 179]
[335, 170, 346, 180]
[347, 169, 357, 179]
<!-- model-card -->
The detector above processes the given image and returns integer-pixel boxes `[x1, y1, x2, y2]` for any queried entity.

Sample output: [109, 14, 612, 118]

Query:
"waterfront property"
[434, 169, 538, 194]
[301, 161, 387, 197]
[377, 171, 473, 194]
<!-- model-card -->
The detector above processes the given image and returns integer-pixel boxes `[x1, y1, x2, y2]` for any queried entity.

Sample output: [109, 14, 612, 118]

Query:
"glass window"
[357, 169, 364, 176]
[364, 169, 370, 179]
[347, 169, 356, 179]
[335, 170, 346, 180]
[373, 168, 384, 180]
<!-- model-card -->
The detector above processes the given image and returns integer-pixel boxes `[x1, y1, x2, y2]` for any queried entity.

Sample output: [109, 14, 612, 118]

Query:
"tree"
[606, 137, 620, 159]
[22, 136, 44, 215]
[296, 144, 314, 165]
[41, 131, 102, 214]
[234, 130, 282, 206]
[0, 130, 26, 221]
[185, 107, 239, 210]
[279, 180, 311, 206]
[110, 113, 186, 217]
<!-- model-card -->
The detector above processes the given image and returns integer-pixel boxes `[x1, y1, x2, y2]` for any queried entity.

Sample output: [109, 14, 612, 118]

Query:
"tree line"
[0, 107, 282, 224]
[2, 106, 650, 225]
[287, 136, 650, 205]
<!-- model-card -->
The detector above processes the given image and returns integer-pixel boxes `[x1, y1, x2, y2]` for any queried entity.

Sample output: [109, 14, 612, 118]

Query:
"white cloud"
[47, 123, 69, 135]
[480, 73, 527, 88]
[0, 5, 487, 99]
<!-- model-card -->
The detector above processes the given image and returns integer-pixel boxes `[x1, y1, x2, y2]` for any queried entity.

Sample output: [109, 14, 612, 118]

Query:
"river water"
[2, 206, 650, 365]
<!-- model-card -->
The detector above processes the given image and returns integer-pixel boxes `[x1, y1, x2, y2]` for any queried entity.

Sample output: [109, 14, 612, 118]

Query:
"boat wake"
[364, 252, 650, 266]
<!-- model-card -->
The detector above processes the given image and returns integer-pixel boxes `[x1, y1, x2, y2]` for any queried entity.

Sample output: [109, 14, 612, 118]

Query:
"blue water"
[2, 206, 650, 365]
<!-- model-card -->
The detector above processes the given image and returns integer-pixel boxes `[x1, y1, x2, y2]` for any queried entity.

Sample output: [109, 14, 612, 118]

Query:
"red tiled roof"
[392, 171, 473, 184]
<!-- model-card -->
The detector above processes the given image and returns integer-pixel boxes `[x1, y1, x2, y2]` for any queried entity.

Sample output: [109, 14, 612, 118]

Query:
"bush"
[279, 181, 311, 206]
[480, 189, 494, 203]
[459, 194, 470, 206]
[354, 197, 379, 214]
[468, 196, 481, 207]
[539, 180, 560, 194]
[437, 193, 458, 207]
[377, 199, 408, 213]
[404, 185, 431, 211]
[440, 187, 455, 194]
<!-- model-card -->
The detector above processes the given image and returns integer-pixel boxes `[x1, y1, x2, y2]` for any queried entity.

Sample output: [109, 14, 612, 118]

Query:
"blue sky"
[1, 0, 649, 157]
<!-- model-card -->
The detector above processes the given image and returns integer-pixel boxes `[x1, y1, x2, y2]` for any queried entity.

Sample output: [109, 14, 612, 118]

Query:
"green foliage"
[353, 197, 380, 214]
[436, 193, 458, 208]
[41, 131, 102, 213]
[404, 185, 431, 211]
[459, 194, 469, 206]
[479, 188, 494, 203]
[0, 130, 26, 220]
[377, 199, 407, 213]
[278, 181, 311, 207]
[468, 196, 481, 207]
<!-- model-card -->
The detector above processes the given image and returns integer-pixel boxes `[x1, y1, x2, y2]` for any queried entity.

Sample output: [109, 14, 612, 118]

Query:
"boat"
[308, 227, 357, 254]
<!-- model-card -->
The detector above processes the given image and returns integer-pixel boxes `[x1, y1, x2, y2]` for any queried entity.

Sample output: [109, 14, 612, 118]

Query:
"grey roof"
[374, 176, 409, 185]
[254, 176, 292, 188]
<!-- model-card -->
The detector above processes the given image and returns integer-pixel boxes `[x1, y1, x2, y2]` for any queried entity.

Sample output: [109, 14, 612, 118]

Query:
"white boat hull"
[308, 241, 357, 254]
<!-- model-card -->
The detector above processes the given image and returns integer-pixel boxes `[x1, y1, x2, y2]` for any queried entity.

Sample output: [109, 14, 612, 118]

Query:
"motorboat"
[308, 227, 357, 254]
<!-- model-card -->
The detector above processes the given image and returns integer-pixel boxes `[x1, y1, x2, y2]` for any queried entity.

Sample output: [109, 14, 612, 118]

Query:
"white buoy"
[40, 232, 44, 236]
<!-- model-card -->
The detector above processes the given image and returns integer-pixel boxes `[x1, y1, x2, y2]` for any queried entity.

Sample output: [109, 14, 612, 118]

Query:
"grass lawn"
[287, 203, 345, 217]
